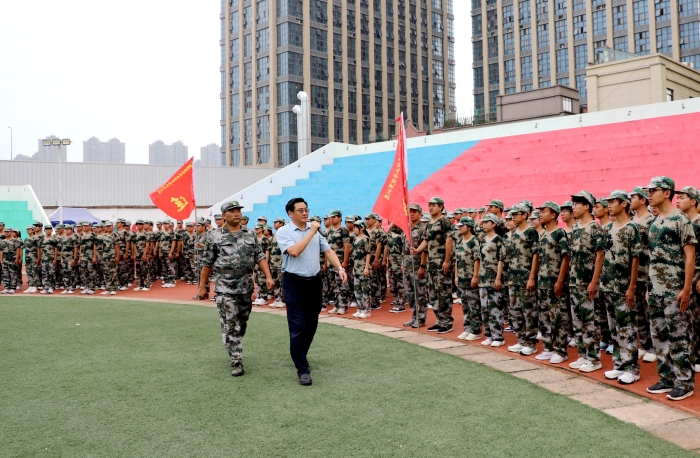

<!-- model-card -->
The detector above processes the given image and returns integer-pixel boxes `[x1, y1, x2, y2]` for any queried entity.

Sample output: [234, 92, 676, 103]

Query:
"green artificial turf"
[0, 297, 693, 457]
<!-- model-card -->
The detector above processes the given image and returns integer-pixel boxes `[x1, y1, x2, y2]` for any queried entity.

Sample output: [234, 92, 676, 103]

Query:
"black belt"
[285, 272, 320, 281]
[216, 267, 252, 276]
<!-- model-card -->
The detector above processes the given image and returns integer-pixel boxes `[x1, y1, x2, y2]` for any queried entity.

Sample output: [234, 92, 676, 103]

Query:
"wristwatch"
[420, 264, 426, 268]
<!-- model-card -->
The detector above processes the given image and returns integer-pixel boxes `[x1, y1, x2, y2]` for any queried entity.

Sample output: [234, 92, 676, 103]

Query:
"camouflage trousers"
[215, 294, 253, 363]
[598, 292, 615, 344]
[570, 287, 602, 362]
[254, 269, 269, 300]
[25, 254, 38, 287]
[329, 266, 352, 309]
[539, 288, 571, 356]
[388, 265, 405, 306]
[648, 294, 695, 391]
[322, 269, 332, 306]
[459, 287, 481, 335]
[635, 282, 654, 352]
[369, 268, 382, 308]
[60, 259, 76, 289]
[378, 265, 387, 302]
[135, 259, 151, 288]
[182, 254, 195, 283]
[427, 268, 454, 327]
[270, 268, 284, 301]
[149, 258, 159, 284]
[403, 263, 428, 324]
[1, 261, 20, 289]
[162, 256, 177, 284]
[101, 258, 119, 292]
[41, 261, 57, 290]
[480, 287, 505, 341]
[606, 292, 639, 374]
[79, 260, 99, 290]
[509, 286, 539, 348]
[353, 274, 372, 312]
[691, 292, 700, 367]
[118, 258, 131, 287]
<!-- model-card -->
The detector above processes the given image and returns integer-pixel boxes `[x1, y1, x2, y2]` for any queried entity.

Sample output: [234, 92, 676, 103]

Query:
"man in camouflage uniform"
[600, 190, 642, 384]
[454, 217, 482, 339]
[214, 214, 224, 228]
[252, 222, 271, 305]
[115, 219, 130, 290]
[364, 213, 384, 311]
[269, 218, 286, 307]
[159, 221, 177, 287]
[326, 210, 352, 314]
[37, 225, 59, 294]
[645, 177, 697, 401]
[385, 223, 406, 312]
[99, 221, 120, 295]
[344, 216, 357, 306]
[132, 220, 151, 291]
[79, 221, 99, 293]
[0, 229, 22, 293]
[59, 225, 79, 294]
[375, 215, 389, 303]
[22, 226, 39, 293]
[677, 186, 700, 375]
[197, 201, 273, 377]
[193, 218, 210, 296]
[477, 213, 507, 344]
[413, 197, 454, 332]
[568, 191, 606, 373]
[403, 204, 430, 328]
[175, 220, 187, 280]
[182, 222, 196, 284]
[351, 220, 372, 317]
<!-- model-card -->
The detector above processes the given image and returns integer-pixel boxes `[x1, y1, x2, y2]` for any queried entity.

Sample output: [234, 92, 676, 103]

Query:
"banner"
[372, 113, 411, 242]
[149, 157, 196, 219]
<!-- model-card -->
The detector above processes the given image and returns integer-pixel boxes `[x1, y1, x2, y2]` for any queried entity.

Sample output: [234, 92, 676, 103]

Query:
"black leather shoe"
[299, 373, 312, 386]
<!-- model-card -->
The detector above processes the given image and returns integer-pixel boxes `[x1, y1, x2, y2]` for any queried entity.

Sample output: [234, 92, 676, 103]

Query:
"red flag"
[373, 113, 411, 242]
[149, 157, 196, 219]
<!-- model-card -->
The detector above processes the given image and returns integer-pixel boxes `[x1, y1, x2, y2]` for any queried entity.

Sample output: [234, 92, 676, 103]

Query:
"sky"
[0, 1, 472, 164]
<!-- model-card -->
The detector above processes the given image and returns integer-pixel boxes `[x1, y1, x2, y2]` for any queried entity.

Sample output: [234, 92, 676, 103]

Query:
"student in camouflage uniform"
[0, 229, 22, 293]
[197, 201, 273, 377]
[385, 223, 406, 312]
[98, 221, 120, 295]
[365, 213, 384, 311]
[370, 215, 389, 308]
[59, 225, 79, 293]
[403, 204, 429, 328]
[79, 221, 99, 293]
[454, 217, 482, 340]
[182, 222, 196, 284]
[414, 197, 454, 333]
[594, 197, 615, 353]
[568, 191, 606, 372]
[477, 213, 506, 345]
[326, 210, 353, 314]
[132, 220, 151, 291]
[158, 221, 177, 287]
[23, 226, 39, 293]
[115, 219, 130, 290]
[193, 218, 210, 297]
[645, 177, 697, 401]
[351, 221, 372, 317]
[599, 190, 642, 384]
[677, 186, 700, 376]
[344, 216, 357, 306]
[252, 223, 271, 305]
[505, 203, 540, 354]
[268, 218, 286, 306]
[37, 225, 59, 294]
[94, 223, 107, 289]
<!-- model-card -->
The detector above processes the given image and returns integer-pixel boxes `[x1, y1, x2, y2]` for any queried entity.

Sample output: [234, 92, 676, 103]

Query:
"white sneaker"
[481, 338, 493, 346]
[465, 333, 482, 341]
[352, 311, 361, 317]
[536, 331, 543, 340]
[119, 286, 127, 291]
[66, 289, 74, 294]
[80, 286, 86, 290]
[141, 287, 150, 291]
[568, 357, 587, 369]
[359, 312, 371, 319]
[99, 286, 106, 290]
[568, 339, 577, 347]
[638, 349, 647, 358]
[550, 354, 568, 364]
[491, 340, 505, 347]
[29, 287, 38, 293]
[0, 290, 7, 295]
[161, 283, 169, 288]
[101, 291, 110, 295]
[47, 289, 54, 294]
[457, 331, 469, 340]
[695, 364, 700, 372]
[8, 290, 15, 294]
[61, 290, 68, 295]
[133, 287, 142, 291]
[40, 290, 47, 294]
[618, 372, 640, 384]
[643, 352, 658, 363]
[579, 361, 602, 372]
[350, 301, 358, 308]
[328, 307, 339, 314]
[79, 289, 87, 295]
[23, 288, 32, 293]
[454, 298, 462, 304]
[110, 291, 117, 295]
[278, 302, 286, 308]
[128, 283, 133, 286]
[86, 290, 94, 295]
[520, 346, 537, 356]
[535, 351, 554, 361]
[507, 343, 524, 353]
[605, 369, 625, 380]
[336, 309, 346, 315]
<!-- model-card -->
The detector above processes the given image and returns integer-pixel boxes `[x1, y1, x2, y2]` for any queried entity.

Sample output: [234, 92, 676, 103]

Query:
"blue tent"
[48, 207, 102, 226]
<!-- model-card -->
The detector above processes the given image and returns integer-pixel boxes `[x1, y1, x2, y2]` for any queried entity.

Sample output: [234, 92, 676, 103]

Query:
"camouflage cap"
[125, 220, 131, 226]
[55, 224, 63, 229]
[220, 201, 244, 213]
[365, 212, 377, 219]
[428, 197, 444, 205]
[481, 213, 501, 224]
[571, 190, 596, 207]
[206, 219, 212, 223]
[355, 220, 366, 228]
[376, 215, 383, 221]
[116, 218, 126, 223]
[241, 215, 249, 221]
[488, 199, 504, 210]
[212, 214, 222, 219]
[186, 222, 194, 227]
[257, 215, 268, 221]
[0, 221, 4, 225]
[441, 208, 447, 215]
[467, 207, 477, 213]
[631, 186, 649, 199]
[156, 221, 162, 225]
[420, 214, 430, 222]
[607, 189, 631, 204]
[310, 215, 322, 222]
[503, 207, 512, 213]
[505, 213, 513, 220]
[94, 223, 103, 228]
[596, 197, 609, 208]
[646, 176, 675, 191]
[679, 185, 700, 202]
[529, 210, 541, 219]
[274, 217, 286, 224]
[457, 216, 477, 228]
[254, 223, 265, 229]
[136, 219, 145, 224]
[43, 224, 53, 229]
[34, 221, 43, 226]
[329, 209, 342, 217]
[409, 203, 423, 213]
[447, 212, 454, 218]
[26, 225, 34, 230]
[104, 221, 114, 226]
[478, 207, 486, 212]
[82, 221, 91, 226]
[454, 208, 465, 214]
[66, 225, 75, 230]
[176, 220, 183, 224]
[323, 214, 331, 220]
[560, 200, 574, 209]
[537, 201, 561, 213]
[196, 217, 207, 225]
[511, 203, 530, 214]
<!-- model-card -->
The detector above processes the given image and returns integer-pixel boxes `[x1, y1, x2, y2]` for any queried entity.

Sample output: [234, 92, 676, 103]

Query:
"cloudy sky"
[0, 1, 472, 164]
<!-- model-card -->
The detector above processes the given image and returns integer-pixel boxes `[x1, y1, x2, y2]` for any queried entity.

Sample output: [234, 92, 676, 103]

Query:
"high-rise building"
[199, 143, 222, 166]
[220, 0, 457, 167]
[34, 135, 67, 162]
[83, 137, 126, 163]
[148, 140, 189, 165]
[471, 0, 700, 118]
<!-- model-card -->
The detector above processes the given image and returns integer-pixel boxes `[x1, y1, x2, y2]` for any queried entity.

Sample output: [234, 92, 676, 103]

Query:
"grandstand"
[0, 185, 49, 233]
[209, 98, 700, 220]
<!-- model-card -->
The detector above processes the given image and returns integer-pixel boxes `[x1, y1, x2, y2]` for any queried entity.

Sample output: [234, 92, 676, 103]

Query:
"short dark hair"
[286, 197, 308, 215]
[611, 198, 631, 214]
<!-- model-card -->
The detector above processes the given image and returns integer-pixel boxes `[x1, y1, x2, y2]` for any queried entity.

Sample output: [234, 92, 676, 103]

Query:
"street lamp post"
[43, 138, 71, 224]
[7, 126, 12, 160]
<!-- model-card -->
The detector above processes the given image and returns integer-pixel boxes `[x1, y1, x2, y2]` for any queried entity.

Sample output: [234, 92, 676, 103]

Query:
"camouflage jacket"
[536, 228, 569, 290]
[254, 235, 271, 272]
[649, 210, 698, 297]
[39, 236, 59, 262]
[115, 230, 128, 255]
[455, 235, 481, 288]
[600, 222, 641, 293]
[386, 231, 406, 268]
[569, 220, 604, 288]
[403, 223, 426, 267]
[61, 234, 79, 262]
[101, 233, 118, 260]
[422, 216, 453, 271]
[0, 239, 22, 264]
[633, 213, 654, 284]
[202, 225, 265, 295]
[183, 232, 195, 255]
[269, 234, 282, 269]
[352, 234, 371, 276]
[24, 235, 39, 258]
[159, 231, 175, 255]
[133, 231, 150, 257]
[327, 226, 351, 264]
[691, 215, 700, 285]
[505, 227, 539, 287]
[194, 232, 208, 263]
[478, 235, 505, 288]
[79, 232, 97, 261]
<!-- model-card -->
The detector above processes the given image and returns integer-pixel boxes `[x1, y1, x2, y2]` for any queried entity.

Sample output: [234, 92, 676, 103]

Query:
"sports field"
[0, 297, 693, 457]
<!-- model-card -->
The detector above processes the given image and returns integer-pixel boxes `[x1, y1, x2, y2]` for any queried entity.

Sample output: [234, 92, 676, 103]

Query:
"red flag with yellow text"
[149, 157, 196, 219]
[372, 113, 411, 242]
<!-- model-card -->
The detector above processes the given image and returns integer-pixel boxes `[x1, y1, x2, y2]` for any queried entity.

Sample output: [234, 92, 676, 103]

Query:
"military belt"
[217, 267, 252, 276]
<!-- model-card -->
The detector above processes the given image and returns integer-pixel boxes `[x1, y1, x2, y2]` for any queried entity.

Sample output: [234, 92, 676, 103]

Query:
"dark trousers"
[283, 272, 323, 376]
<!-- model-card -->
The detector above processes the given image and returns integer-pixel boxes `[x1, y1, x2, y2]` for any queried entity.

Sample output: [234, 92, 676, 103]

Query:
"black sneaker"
[437, 326, 453, 334]
[667, 388, 694, 401]
[389, 307, 399, 313]
[504, 326, 514, 332]
[403, 319, 416, 327]
[299, 373, 312, 386]
[394, 306, 406, 313]
[427, 324, 441, 332]
[371, 304, 381, 310]
[647, 382, 674, 394]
